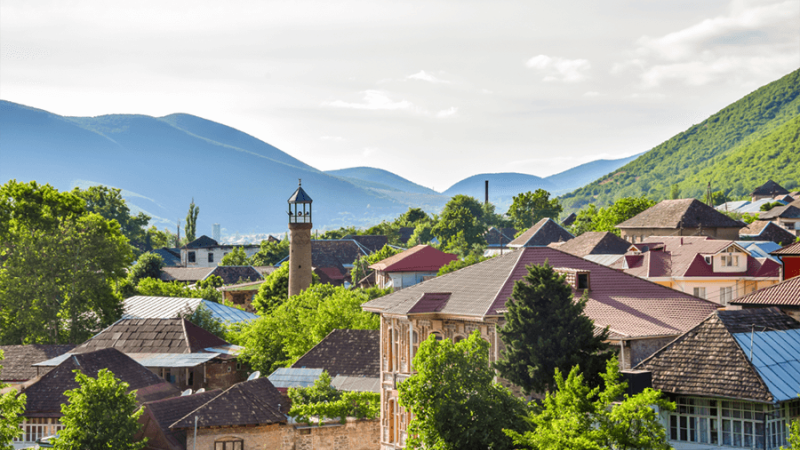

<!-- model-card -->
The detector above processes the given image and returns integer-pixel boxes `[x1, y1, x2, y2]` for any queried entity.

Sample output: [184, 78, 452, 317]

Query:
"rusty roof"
[617, 198, 744, 229]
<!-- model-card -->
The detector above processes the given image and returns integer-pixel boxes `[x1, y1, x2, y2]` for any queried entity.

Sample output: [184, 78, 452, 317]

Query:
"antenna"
[247, 371, 261, 381]
[181, 389, 193, 396]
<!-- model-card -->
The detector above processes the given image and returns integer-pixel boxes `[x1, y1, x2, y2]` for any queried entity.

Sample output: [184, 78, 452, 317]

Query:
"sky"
[1, 0, 798, 192]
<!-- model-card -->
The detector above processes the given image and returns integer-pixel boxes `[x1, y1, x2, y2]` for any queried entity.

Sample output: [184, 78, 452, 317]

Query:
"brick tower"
[288, 180, 313, 297]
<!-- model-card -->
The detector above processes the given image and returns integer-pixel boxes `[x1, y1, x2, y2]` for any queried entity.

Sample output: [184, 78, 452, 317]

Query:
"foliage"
[670, 184, 681, 200]
[399, 330, 530, 450]
[72, 185, 150, 251]
[351, 244, 403, 285]
[742, 212, 759, 224]
[135, 277, 222, 303]
[220, 246, 249, 266]
[436, 253, 492, 276]
[505, 356, 674, 450]
[407, 221, 435, 247]
[507, 189, 563, 230]
[145, 225, 176, 249]
[784, 418, 800, 450]
[288, 372, 380, 425]
[182, 302, 229, 340]
[0, 181, 134, 345]
[236, 284, 387, 374]
[569, 197, 656, 236]
[318, 226, 360, 240]
[432, 205, 486, 248]
[0, 350, 26, 449]
[185, 198, 199, 242]
[248, 238, 290, 266]
[128, 252, 164, 285]
[495, 261, 612, 394]
[54, 369, 146, 450]
[560, 69, 800, 213]
[761, 201, 785, 212]
[251, 262, 319, 314]
[396, 207, 431, 226]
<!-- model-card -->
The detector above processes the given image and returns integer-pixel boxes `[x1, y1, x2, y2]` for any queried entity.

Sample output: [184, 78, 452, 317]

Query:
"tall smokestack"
[485, 180, 489, 205]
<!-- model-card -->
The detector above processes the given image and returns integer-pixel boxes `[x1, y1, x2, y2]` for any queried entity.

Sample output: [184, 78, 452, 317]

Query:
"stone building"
[361, 246, 720, 448]
[616, 198, 745, 243]
[180, 235, 260, 268]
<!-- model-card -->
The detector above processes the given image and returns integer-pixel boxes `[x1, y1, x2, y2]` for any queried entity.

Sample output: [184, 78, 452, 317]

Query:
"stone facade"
[289, 222, 313, 297]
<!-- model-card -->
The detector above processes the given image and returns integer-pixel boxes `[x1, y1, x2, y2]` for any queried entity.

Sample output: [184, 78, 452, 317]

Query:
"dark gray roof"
[561, 212, 577, 227]
[182, 235, 219, 249]
[72, 318, 229, 354]
[484, 227, 517, 247]
[288, 186, 313, 203]
[635, 308, 800, 403]
[556, 231, 632, 257]
[507, 218, 574, 247]
[751, 180, 789, 197]
[617, 198, 744, 229]
[139, 389, 222, 449]
[152, 248, 182, 267]
[170, 377, 286, 429]
[758, 205, 800, 220]
[0, 345, 75, 381]
[739, 221, 797, 246]
[207, 265, 263, 285]
[291, 329, 379, 377]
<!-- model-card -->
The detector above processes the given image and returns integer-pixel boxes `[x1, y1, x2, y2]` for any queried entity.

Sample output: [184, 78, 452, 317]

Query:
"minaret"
[288, 180, 313, 297]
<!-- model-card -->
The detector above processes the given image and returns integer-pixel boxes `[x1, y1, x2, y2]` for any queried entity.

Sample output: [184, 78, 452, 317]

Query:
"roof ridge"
[482, 248, 526, 317]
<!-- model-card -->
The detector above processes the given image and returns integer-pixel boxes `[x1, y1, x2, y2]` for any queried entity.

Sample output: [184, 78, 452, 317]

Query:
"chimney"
[485, 180, 489, 205]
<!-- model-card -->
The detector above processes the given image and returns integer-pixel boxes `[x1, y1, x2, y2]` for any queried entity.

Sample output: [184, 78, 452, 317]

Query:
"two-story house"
[369, 245, 457, 290]
[181, 235, 260, 268]
[616, 198, 745, 243]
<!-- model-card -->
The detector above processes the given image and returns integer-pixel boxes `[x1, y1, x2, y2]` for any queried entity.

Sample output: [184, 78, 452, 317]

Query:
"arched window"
[454, 335, 466, 343]
[430, 332, 443, 341]
[215, 438, 243, 450]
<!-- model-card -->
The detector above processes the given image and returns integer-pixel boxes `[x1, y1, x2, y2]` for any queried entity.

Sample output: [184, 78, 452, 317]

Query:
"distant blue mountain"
[0, 101, 406, 235]
[325, 167, 437, 195]
[544, 153, 644, 195]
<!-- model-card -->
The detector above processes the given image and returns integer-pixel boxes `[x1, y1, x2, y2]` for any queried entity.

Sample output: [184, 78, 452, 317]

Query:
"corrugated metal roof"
[122, 296, 257, 324]
[583, 254, 624, 267]
[268, 368, 323, 388]
[35, 352, 222, 368]
[733, 329, 800, 402]
[331, 375, 380, 393]
[200, 300, 258, 323]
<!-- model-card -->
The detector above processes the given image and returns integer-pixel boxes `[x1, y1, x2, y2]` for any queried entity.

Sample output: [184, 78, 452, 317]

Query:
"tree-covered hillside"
[560, 69, 800, 212]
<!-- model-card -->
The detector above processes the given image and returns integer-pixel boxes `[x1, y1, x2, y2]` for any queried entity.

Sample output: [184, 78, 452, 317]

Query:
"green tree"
[289, 371, 380, 425]
[145, 225, 175, 249]
[251, 262, 319, 315]
[0, 181, 134, 345]
[505, 357, 674, 450]
[570, 203, 598, 236]
[507, 189, 563, 230]
[350, 244, 403, 286]
[237, 284, 387, 374]
[0, 350, 26, 449]
[73, 185, 150, 251]
[249, 238, 290, 266]
[784, 419, 800, 450]
[220, 246, 249, 266]
[407, 221, 435, 247]
[670, 184, 681, 200]
[399, 330, 530, 450]
[54, 369, 146, 450]
[592, 196, 656, 235]
[182, 302, 228, 340]
[395, 207, 430, 226]
[495, 261, 612, 394]
[432, 205, 486, 248]
[135, 277, 222, 303]
[185, 198, 199, 242]
[128, 252, 164, 285]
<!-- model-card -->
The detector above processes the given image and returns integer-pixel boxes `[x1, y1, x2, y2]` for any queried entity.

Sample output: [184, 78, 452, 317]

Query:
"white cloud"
[525, 55, 591, 82]
[323, 90, 413, 110]
[362, 147, 378, 157]
[407, 70, 450, 84]
[320, 135, 344, 141]
[436, 107, 458, 118]
[583, 91, 601, 97]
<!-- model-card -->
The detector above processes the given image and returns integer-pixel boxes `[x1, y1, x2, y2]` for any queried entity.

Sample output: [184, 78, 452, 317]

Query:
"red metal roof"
[730, 275, 800, 306]
[369, 245, 457, 273]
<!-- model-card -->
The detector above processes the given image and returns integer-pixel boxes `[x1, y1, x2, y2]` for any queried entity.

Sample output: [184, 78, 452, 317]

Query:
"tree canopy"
[350, 244, 403, 286]
[220, 246, 249, 266]
[72, 185, 150, 251]
[288, 371, 380, 425]
[570, 196, 656, 236]
[399, 330, 530, 450]
[248, 238, 290, 266]
[0, 350, 26, 449]
[54, 369, 146, 450]
[495, 261, 612, 394]
[185, 198, 199, 242]
[506, 189, 563, 230]
[0, 181, 134, 344]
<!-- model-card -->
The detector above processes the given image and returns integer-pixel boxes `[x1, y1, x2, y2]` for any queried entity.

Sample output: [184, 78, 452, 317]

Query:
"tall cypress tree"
[185, 198, 199, 243]
[494, 261, 611, 394]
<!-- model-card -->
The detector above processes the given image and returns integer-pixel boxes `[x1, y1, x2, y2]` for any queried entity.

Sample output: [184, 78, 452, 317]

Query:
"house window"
[669, 398, 770, 448]
[454, 335, 465, 343]
[411, 331, 419, 366]
[720, 287, 733, 304]
[208, 252, 214, 263]
[188, 371, 194, 386]
[693, 287, 706, 299]
[215, 439, 243, 450]
[188, 251, 196, 263]
[577, 273, 589, 290]
[430, 332, 443, 341]
[721, 255, 739, 267]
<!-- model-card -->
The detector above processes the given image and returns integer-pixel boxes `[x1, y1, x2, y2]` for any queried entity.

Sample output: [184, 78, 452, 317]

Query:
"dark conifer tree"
[494, 261, 612, 394]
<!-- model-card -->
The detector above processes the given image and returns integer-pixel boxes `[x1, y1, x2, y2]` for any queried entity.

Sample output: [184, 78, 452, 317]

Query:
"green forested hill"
[560, 69, 800, 212]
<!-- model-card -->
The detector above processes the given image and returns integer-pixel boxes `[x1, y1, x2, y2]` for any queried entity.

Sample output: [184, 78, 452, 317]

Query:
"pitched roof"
[152, 248, 182, 267]
[16, 348, 178, 416]
[206, 265, 263, 285]
[617, 198, 744, 229]
[253, 266, 278, 278]
[342, 235, 389, 253]
[140, 389, 222, 449]
[772, 241, 800, 255]
[484, 227, 517, 247]
[508, 218, 574, 248]
[160, 267, 214, 282]
[122, 296, 257, 324]
[363, 247, 719, 339]
[730, 276, 800, 306]
[182, 235, 219, 249]
[739, 221, 797, 246]
[288, 185, 313, 203]
[170, 377, 286, 429]
[751, 180, 789, 197]
[635, 308, 800, 403]
[556, 232, 632, 257]
[0, 345, 75, 381]
[561, 212, 577, 227]
[758, 204, 800, 220]
[72, 318, 229, 354]
[369, 245, 457, 272]
[291, 329, 379, 377]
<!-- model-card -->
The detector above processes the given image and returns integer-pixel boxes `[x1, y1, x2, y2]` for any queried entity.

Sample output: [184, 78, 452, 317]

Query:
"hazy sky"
[2, 0, 798, 191]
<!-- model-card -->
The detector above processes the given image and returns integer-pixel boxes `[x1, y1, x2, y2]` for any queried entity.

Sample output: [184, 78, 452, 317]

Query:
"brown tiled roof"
[18, 348, 178, 416]
[253, 266, 278, 277]
[140, 389, 221, 449]
[739, 221, 797, 246]
[343, 235, 389, 253]
[291, 329, 379, 377]
[160, 267, 214, 282]
[311, 240, 369, 275]
[635, 308, 800, 402]
[369, 245, 457, 272]
[751, 180, 789, 197]
[772, 241, 800, 255]
[363, 247, 719, 339]
[617, 198, 744, 229]
[72, 318, 229, 354]
[758, 204, 800, 220]
[508, 218, 574, 247]
[0, 345, 75, 382]
[170, 377, 285, 429]
[730, 276, 800, 306]
[556, 231, 632, 257]
[207, 265, 263, 285]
